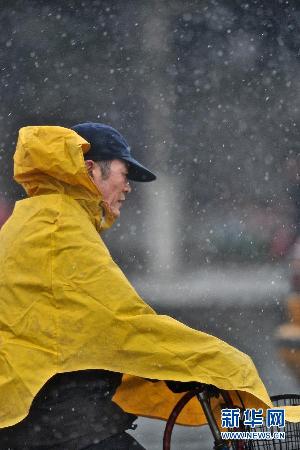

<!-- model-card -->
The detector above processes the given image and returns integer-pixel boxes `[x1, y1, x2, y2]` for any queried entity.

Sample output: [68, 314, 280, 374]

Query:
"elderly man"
[0, 122, 285, 450]
[0, 122, 155, 449]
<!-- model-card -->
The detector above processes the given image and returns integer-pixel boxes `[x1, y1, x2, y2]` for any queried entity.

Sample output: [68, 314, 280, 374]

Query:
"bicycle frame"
[164, 387, 300, 449]
[163, 385, 245, 450]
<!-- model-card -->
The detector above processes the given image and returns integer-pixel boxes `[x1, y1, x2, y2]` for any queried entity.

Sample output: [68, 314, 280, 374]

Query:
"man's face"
[88, 159, 131, 217]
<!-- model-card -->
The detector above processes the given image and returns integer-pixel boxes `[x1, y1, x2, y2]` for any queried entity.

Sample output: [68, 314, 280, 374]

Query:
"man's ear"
[85, 160, 94, 177]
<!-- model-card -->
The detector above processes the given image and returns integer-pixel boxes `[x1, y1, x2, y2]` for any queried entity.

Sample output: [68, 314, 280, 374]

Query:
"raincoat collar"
[13, 125, 116, 232]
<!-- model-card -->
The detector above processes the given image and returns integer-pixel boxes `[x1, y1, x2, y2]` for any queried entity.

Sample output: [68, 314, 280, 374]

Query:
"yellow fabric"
[0, 126, 298, 429]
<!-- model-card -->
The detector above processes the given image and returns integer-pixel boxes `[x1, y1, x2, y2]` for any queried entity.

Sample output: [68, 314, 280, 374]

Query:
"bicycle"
[163, 384, 300, 450]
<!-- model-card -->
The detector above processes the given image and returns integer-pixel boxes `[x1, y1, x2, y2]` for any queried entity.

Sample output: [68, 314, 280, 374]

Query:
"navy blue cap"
[71, 122, 156, 182]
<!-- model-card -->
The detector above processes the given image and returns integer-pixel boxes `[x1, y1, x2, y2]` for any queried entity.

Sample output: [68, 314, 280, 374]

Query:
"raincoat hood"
[0, 125, 299, 430]
[14, 125, 116, 231]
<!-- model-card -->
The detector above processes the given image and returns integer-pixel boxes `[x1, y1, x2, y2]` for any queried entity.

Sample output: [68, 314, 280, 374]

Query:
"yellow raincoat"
[0, 126, 299, 430]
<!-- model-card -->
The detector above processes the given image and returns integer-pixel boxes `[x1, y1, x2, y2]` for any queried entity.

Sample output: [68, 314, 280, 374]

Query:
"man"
[0, 123, 292, 449]
[0, 122, 155, 449]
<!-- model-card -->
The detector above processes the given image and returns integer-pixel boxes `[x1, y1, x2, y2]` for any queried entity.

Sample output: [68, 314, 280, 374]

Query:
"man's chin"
[111, 208, 121, 218]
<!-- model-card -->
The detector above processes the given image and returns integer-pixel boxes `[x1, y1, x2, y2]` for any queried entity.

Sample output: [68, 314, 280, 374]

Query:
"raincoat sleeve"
[50, 197, 292, 426]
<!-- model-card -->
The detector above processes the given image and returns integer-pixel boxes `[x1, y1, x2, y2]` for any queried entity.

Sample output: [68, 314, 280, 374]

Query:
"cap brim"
[122, 156, 156, 182]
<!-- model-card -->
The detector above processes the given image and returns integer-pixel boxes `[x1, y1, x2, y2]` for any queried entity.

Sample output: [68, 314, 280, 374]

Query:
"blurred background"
[1, 1, 300, 448]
